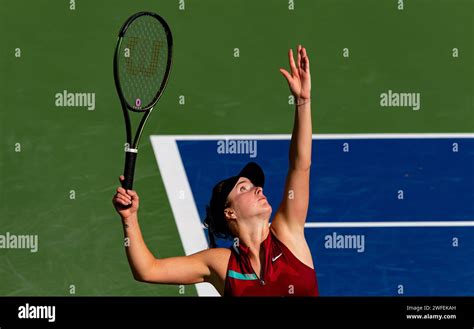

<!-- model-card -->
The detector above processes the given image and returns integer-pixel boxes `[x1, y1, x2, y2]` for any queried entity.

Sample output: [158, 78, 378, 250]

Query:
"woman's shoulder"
[201, 247, 231, 268]
[270, 225, 314, 269]
[201, 247, 231, 293]
[204, 247, 231, 257]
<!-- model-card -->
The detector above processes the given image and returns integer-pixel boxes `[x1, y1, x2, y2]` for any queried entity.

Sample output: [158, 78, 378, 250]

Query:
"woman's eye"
[240, 186, 247, 192]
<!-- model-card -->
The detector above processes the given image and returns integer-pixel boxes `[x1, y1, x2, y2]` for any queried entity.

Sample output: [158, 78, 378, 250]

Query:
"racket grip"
[122, 151, 137, 190]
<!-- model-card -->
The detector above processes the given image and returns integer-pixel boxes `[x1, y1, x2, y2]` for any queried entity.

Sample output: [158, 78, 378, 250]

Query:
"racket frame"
[113, 11, 173, 189]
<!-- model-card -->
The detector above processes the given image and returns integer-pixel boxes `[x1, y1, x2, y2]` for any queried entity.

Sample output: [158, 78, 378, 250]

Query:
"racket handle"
[122, 151, 138, 190]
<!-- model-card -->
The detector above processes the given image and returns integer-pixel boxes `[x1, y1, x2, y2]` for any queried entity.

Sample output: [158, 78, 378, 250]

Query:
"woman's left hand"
[279, 45, 311, 102]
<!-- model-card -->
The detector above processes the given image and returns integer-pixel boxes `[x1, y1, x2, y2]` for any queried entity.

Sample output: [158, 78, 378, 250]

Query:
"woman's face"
[225, 177, 272, 222]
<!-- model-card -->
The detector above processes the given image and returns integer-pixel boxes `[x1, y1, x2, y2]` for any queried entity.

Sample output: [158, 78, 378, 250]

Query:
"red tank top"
[224, 230, 318, 296]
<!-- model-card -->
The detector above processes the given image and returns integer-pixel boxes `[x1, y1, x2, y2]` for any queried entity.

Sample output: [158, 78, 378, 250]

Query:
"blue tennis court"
[161, 135, 474, 296]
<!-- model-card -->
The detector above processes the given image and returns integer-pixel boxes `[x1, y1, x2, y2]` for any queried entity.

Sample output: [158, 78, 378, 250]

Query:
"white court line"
[150, 134, 474, 296]
[305, 221, 474, 228]
[155, 133, 474, 140]
[150, 136, 220, 296]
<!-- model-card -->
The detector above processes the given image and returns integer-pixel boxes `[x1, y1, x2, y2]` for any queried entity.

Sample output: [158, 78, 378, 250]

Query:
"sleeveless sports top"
[224, 230, 318, 296]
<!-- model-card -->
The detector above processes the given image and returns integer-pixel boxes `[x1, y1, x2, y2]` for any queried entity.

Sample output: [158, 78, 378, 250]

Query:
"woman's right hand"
[112, 175, 139, 220]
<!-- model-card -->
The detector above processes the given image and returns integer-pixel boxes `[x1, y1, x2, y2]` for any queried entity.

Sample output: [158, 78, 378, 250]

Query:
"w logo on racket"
[125, 37, 161, 77]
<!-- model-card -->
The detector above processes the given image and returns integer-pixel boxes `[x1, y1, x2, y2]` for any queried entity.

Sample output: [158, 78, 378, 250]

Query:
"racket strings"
[118, 15, 170, 109]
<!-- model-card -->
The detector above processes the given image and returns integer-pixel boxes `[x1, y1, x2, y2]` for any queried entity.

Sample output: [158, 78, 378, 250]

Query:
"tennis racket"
[113, 11, 173, 190]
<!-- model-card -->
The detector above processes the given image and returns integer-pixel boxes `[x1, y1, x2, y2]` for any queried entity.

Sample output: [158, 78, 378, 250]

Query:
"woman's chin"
[261, 202, 272, 212]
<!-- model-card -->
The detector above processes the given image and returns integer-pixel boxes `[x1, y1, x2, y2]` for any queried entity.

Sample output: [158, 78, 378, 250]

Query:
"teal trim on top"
[227, 270, 258, 281]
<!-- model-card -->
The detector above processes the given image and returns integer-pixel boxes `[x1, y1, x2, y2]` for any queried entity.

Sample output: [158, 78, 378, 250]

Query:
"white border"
[151, 134, 474, 296]
[152, 133, 474, 140]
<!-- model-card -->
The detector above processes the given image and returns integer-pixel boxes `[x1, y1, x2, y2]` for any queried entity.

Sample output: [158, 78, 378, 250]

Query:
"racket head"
[114, 12, 173, 112]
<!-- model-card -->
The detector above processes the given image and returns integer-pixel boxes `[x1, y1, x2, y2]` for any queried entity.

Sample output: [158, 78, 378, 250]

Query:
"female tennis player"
[113, 45, 317, 296]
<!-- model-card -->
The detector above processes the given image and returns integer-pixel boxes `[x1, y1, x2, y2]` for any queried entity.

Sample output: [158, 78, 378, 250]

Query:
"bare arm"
[122, 214, 215, 284]
[113, 176, 229, 291]
[273, 45, 312, 235]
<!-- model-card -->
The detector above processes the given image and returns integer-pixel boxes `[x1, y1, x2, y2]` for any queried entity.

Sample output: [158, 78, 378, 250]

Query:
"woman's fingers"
[279, 68, 292, 84]
[289, 46, 307, 76]
[289, 49, 298, 76]
[113, 194, 127, 206]
[297, 45, 301, 70]
[116, 188, 132, 203]
[115, 192, 130, 203]
[302, 48, 309, 72]
[116, 186, 131, 197]
[127, 190, 139, 200]
[116, 195, 131, 205]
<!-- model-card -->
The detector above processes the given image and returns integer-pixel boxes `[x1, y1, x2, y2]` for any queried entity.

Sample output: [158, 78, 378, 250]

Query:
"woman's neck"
[238, 221, 270, 260]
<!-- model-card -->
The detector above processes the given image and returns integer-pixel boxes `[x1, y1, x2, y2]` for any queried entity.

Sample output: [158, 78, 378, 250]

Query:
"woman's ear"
[224, 207, 236, 220]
